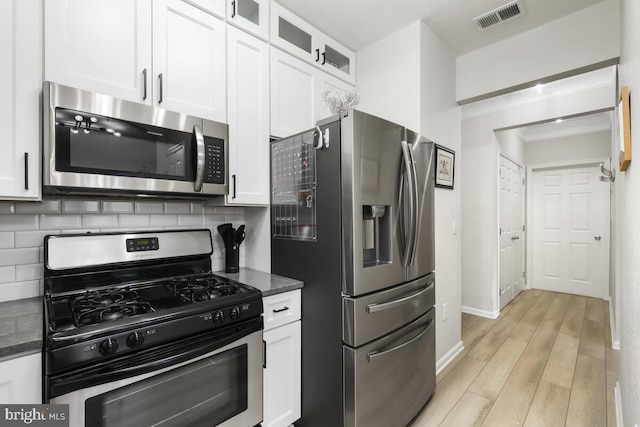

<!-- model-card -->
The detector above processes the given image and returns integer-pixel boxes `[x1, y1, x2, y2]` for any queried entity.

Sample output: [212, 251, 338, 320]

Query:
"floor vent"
[473, 0, 526, 30]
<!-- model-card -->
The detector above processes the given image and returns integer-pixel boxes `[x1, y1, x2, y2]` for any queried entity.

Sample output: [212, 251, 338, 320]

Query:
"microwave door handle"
[193, 124, 205, 192]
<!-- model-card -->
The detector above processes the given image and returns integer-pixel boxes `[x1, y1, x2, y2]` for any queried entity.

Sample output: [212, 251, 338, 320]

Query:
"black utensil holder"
[225, 244, 240, 273]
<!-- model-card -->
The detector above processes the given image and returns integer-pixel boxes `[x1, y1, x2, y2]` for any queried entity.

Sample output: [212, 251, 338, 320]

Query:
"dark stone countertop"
[214, 268, 303, 297]
[0, 297, 42, 360]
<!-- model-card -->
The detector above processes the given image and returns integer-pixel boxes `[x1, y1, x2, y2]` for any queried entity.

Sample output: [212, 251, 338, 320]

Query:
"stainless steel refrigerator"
[271, 110, 436, 427]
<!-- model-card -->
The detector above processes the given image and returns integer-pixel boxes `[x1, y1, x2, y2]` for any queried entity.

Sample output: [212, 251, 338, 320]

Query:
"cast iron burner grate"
[166, 277, 242, 303]
[70, 288, 154, 326]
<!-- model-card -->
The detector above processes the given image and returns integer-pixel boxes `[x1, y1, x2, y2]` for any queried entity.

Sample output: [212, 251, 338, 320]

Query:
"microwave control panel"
[204, 137, 225, 184]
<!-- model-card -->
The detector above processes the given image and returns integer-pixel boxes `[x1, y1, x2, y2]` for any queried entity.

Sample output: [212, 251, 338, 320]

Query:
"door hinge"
[523, 271, 525, 278]
[499, 227, 502, 235]
[522, 225, 525, 231]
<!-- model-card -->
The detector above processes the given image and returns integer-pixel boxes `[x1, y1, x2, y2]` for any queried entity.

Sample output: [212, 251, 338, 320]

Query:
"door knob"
[594, 235, 601, 241]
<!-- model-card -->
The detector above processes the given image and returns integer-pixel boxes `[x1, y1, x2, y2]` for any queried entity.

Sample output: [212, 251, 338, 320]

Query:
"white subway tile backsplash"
[212, 207, 235, 215]
[0, 280, 41, 303]
[203, 215, 226, 226]
[178, 215, 205, 227]
[102, 200, 135, 213]
[15, 231, 56, 248]
[0, 248, 40, 267]
[0, 203, 16, 214]
[149, 215, 178, 227]
[190, 203, 205, 214]
[119, 214, 150, 228]
[0, 215, 39, 231]
[0, 266, 16, 284]
[16, 263, 43, 281]
[164, 202, 191, 214]
[0, 232, 14, 249]
[82, 214, 119, 229]
[135, 201, 164, 214]
[15, 199, 61, 214]
[62, 200, 100, 213]
[40, 214, 82, 230]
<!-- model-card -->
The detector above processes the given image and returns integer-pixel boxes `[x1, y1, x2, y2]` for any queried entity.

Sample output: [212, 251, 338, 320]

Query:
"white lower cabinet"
[262, 290, 301, 427]
[0, 353, 42, 404]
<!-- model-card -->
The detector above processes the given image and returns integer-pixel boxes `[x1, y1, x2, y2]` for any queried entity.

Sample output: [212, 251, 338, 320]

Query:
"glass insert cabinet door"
[227, 0, 269, 39]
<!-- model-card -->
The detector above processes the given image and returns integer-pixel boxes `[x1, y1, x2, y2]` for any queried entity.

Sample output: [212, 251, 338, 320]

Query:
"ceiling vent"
[473, 0, 526, 30]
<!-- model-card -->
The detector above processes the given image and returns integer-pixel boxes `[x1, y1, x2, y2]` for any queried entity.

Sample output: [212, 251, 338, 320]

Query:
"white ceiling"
[274, 0, 606, 54]
[515, 111, 612, 142]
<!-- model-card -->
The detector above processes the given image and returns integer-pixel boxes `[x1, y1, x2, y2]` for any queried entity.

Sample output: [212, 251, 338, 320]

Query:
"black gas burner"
[167, 276, 243, 303]
[70, 288, 154, 326]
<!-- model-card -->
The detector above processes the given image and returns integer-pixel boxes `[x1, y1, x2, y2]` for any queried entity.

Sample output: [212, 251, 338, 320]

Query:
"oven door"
[49, 327, 262, 427]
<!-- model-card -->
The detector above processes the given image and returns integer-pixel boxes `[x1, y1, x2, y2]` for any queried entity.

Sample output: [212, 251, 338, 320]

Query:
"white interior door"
[499, 156, 525, 309]
[531, 164, 609, 298]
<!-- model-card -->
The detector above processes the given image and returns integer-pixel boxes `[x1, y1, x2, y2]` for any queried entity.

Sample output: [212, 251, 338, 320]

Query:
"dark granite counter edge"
[213, 268, 304, 297]
[0, 296, 43, 360]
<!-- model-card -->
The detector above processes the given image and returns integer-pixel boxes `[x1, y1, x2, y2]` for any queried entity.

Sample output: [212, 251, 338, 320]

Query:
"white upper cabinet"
[153, 0, 227, 122]
[45, 0, 153, 105]
[45, 0, 226, 122]
[226, 0, 269, 40]
[270, 48, 318, 138]
[0, 0, 42, 201]
[271, 47, 355, 138]
[226, 26, 270, 205]
[270, 2, 355, 85]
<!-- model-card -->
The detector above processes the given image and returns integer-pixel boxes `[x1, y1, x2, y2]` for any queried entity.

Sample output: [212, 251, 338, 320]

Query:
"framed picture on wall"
[434, 144, 455, 189]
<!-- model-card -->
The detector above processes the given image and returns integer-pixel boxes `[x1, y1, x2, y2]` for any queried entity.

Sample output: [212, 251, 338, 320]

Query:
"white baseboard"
[614, 381, 623, 427]
[609, 299, 621, 350]
[461, 305, 500, 319]
[436, 340, 464, 376]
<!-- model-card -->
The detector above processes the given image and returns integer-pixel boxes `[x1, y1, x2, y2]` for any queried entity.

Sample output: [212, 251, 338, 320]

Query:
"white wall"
[496, 129, 525, 165]
[524, 131, 611, 165]
[456, 0, 620, 103]
[357, 21, 463, 367]
[616, 0, 640, 423]
[0, 197, 247, 302]
[461, 83, 616, 317]
[356, 22, 422, 131]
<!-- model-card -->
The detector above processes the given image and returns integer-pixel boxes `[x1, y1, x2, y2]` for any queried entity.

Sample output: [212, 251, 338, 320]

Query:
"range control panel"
[126, 237, 159, 252]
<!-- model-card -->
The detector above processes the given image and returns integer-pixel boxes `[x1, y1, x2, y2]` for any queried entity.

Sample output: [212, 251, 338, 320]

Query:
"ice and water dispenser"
[362, 205, 390, 267]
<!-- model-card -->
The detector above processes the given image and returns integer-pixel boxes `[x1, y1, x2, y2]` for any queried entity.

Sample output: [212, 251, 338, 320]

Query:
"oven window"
[54, 108, 195, 181]
[84, 345, 248, 426]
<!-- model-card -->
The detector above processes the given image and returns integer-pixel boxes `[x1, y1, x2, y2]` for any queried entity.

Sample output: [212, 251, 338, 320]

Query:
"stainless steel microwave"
[43, 82, 228, 198]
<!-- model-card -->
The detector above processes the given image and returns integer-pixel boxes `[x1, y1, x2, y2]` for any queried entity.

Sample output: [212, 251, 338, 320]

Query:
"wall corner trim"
[436, 341, 464, 376]
[609, 299, 621, 350]
[614, 381, 623, 427]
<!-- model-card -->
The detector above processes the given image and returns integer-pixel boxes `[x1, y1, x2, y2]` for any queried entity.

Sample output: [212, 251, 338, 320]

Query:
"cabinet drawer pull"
[158, 73, 164, 104]
[322, 52, 326, 65]
[24, 153, 29, 190]
[273, 306, 289, 313]
[142, 68, 148, 100]
[315, 48, 320, 62]
[231, 0, 236, 17]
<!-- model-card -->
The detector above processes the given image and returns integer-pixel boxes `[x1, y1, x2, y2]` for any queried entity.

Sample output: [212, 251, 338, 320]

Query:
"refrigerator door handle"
[366, 318, 433, 363]
[406, 142, 420, 265]
[366, 281, 434, 313]
[400, 140, 417, 267]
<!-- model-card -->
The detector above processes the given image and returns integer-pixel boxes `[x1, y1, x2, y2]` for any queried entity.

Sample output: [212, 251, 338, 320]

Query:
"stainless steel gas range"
[43, 229, 263, 427]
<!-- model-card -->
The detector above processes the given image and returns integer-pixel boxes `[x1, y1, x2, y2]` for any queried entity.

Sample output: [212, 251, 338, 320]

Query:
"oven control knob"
[126, 331, 144, 348]
[99, 338, 118, 356]
[213, 310, 224, 324]
[230, 306, 240, 320]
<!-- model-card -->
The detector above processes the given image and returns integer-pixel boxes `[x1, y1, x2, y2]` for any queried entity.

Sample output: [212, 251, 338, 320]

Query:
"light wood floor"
[410, 289, 619, 427]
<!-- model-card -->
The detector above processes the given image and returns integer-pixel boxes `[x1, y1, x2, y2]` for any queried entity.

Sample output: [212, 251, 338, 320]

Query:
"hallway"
[411, 289, 618, 426]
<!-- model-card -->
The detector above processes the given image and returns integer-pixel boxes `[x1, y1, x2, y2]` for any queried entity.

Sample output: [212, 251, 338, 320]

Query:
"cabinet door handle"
[142, 68, 148, 101]
[273, 306, 289, 313]
[232, 174, 237, 199]
[231, 0, 236, 17]
[262, 340, 267, 368]
[322, 52, 326, 65]
[24, 153, 29, 190]
[315, 48, 320, 62]
[158, 73, 164, 104]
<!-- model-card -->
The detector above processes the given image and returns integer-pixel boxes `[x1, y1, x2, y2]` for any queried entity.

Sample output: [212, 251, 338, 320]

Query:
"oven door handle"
[193, 124, 205, 192]
[48, 318, 262, 399]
